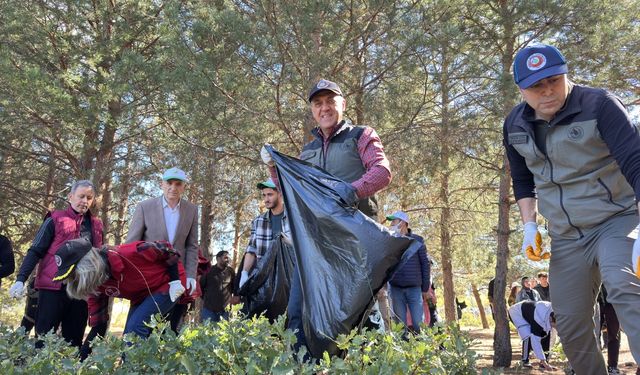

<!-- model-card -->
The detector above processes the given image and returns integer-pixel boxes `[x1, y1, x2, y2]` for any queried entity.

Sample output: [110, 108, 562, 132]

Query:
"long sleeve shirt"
[270, 124, 391, 199]
[507, 86, 640, 202]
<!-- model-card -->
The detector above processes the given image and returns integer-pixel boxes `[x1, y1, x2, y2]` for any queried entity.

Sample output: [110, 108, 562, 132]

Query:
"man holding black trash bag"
[261, 78, 392, 356]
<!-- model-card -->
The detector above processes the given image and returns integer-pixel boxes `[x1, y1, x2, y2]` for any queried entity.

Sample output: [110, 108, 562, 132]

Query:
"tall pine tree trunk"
[471, 283, 489, 329]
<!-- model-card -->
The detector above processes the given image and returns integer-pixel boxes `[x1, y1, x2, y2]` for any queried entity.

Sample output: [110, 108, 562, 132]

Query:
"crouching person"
[508, 300, 557, 371]
[52, 238, 186, 357]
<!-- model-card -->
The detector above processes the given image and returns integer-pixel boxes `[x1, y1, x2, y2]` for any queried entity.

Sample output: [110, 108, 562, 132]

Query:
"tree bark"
[493, 155, 513, 367]
[112, 140, 134, 245]
[471, 283, 489, 329]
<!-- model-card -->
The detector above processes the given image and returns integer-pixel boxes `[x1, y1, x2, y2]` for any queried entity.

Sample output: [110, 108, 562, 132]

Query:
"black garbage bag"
[237, 235, 294, 321]
[267, 146, 422, 358]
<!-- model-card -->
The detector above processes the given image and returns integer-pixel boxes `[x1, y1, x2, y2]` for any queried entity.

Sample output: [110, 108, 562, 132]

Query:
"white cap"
[386, 210, 409, 224]
[162, 167, 188, 182]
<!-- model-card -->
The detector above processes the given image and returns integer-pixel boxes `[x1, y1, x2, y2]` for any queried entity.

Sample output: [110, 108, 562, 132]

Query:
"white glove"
[9, 281, 25, 298]
[522, 221, 549, 261]
[260, 144, 275, 167]
[168, 280, 185, 302]
[522, 222, 539, 256]
[239, 271, 249, 288]
[186, 277, 197, 295]
[632, 226, 640, 278]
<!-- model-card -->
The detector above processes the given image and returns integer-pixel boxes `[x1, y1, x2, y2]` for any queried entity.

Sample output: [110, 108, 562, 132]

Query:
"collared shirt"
[246, 210, 290, 260]
[162, 197, 180, 244]
[320, 123, 391, 198]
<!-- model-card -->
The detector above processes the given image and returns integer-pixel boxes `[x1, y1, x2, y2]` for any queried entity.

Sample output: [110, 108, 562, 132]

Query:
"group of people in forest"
[1, 43, 640, 373]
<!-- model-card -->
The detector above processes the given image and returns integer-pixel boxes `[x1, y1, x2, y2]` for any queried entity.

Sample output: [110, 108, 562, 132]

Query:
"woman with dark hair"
[53, 238, 185, 354]
[9, 180, 102, 348]
[507, 282, 521, 306]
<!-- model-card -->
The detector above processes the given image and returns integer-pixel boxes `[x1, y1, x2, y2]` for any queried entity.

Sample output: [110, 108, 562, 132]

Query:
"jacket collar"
[64, 203, 92, 220]
[311, 120, 348, 141]
[521, 84, 581, 125]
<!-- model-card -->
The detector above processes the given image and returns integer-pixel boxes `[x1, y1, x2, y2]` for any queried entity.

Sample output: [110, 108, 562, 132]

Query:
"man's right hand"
[260, 144, 275, 167]
[239, 271, 249, 288]
[9, 281, 25, 298]
[522, 222, 550, 261]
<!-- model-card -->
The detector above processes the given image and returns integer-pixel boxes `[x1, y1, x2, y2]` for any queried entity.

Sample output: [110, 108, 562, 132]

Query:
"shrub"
[0, 305, 479, 374]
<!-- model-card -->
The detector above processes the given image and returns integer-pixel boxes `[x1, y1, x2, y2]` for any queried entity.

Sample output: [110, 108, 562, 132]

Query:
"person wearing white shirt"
[508, 300, 556, 371]
[126, 167, 199, 332]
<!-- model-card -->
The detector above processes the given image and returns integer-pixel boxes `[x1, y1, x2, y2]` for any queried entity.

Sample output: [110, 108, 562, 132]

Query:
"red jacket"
[88, 241, 185, 326]
[36, 205, 103, 290]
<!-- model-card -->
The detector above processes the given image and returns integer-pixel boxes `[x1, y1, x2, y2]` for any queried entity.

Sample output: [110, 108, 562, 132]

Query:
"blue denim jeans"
[287, 264, 307, 353]
[123, 293, 175, 338]
[201, 307, 228, 322]
[389, 285, 424, 332]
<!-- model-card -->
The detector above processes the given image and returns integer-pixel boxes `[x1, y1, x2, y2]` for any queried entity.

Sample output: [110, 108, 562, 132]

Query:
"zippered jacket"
[388, 231, 430, 292]
[504, 85, 640, 239]
[87, 241, 186, 326]
[36, 205, 103, 290]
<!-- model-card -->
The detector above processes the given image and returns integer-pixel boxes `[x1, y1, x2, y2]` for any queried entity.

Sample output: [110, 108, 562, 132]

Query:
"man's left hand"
[186, 278, 197, 294]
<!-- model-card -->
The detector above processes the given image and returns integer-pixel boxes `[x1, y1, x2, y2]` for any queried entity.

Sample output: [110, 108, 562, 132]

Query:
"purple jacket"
[35, 205, 103, 290]
[389, 231, 430, 292]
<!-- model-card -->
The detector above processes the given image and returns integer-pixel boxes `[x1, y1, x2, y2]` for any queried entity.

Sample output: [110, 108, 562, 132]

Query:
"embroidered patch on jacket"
[568, 126, 584, 141]
[508, 134, 528, 145]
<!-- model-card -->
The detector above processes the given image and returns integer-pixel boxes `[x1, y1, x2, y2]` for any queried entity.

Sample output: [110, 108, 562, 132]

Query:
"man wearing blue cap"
[503, 43, 640, 374]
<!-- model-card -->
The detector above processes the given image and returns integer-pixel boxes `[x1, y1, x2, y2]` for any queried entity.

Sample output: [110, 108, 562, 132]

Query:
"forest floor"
[469, 327, 637, 374]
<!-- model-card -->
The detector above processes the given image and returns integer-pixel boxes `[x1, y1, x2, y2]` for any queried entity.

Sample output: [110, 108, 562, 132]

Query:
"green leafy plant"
[1, 305, 479, 374]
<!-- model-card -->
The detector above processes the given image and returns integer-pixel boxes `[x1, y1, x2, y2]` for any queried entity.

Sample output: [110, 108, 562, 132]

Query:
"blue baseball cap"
[513, 44, 568, 89]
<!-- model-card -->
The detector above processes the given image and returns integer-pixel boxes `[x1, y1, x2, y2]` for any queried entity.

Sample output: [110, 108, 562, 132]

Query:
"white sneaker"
[608, 367, 621, 375]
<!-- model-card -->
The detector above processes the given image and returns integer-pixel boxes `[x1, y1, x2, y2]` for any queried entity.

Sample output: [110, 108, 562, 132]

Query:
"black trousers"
[601, 302, 621, 368]
[35, 289, 87, 348]
[169, 303, 189, 333]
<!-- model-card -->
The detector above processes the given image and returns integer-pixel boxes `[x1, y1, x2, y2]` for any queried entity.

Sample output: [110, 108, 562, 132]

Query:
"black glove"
[335, 181, 359, 207]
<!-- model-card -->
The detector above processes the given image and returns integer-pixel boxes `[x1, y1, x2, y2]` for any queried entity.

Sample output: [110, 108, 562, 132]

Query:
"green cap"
[256, 178, 277, 190]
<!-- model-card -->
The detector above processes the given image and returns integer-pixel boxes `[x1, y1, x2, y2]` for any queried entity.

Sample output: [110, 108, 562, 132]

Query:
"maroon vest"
[35, 205, 103, 290]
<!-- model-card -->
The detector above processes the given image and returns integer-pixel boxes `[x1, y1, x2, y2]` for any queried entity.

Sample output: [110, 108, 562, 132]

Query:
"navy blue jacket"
[389, 230, 430, 292]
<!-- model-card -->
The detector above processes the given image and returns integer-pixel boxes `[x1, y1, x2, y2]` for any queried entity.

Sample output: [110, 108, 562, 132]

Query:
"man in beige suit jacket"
[126, 167, 199, 297]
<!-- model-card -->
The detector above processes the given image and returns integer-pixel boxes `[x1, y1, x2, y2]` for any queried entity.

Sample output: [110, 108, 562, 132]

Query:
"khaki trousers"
[550, 211, 640, 375]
